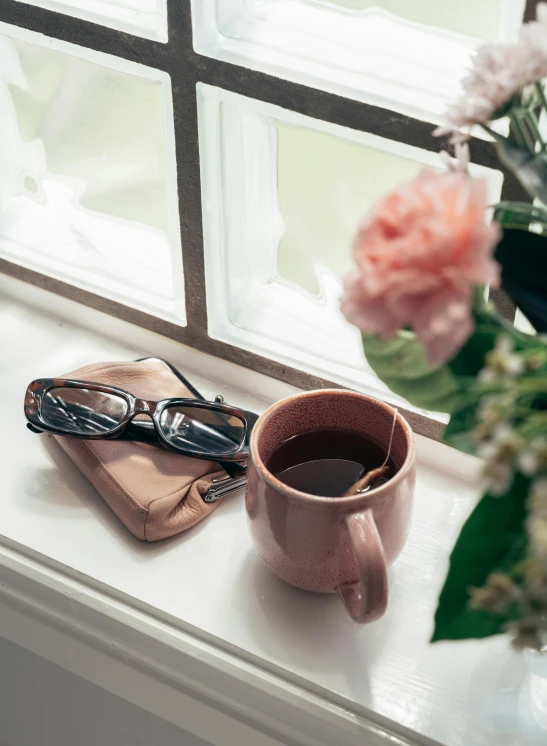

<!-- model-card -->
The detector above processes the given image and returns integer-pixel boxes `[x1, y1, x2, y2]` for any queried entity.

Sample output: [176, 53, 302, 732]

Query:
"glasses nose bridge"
[133, 398, 157, 416]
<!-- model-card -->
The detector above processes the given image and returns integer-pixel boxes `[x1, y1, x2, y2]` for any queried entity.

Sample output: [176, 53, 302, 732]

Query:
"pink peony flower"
[340, 169, 501, 367]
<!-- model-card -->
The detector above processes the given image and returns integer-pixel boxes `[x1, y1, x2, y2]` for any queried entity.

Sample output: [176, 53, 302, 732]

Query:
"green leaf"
[448, 323, 500, 379]
[431, 474, 530, 643]
[439, 316, 502, 451]
[519, 412, 547, 438]
[495, 229, 547, 333]
[493, 201, 547, 232]
[362, 332, 462, 412]
[442, 398, 482, 454]
[494, 138, 547, 205]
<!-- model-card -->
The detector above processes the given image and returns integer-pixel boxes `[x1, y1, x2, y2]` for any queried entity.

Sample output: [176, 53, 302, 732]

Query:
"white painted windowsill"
[0, 274, 529, 746]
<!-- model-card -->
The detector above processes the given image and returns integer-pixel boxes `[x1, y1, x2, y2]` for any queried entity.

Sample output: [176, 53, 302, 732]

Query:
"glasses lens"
[41, 386, 128, 435]
[159, 405, 245, 456]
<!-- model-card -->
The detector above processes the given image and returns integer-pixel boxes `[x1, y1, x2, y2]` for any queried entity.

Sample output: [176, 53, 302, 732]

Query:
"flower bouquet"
[341, 6, 547, 648]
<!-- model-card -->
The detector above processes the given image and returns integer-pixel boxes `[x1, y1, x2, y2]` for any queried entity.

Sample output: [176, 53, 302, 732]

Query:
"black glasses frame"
[24, 358, 257, 470]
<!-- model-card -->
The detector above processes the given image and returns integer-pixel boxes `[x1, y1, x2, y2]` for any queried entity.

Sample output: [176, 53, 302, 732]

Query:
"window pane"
[198, 83, 503, 415]
[0, 24, 185, 324]
[277, 122, 427, 295]
[14, 0, 168, 43]
[192, 0, 525, 122]
[325, 0, 516, 40]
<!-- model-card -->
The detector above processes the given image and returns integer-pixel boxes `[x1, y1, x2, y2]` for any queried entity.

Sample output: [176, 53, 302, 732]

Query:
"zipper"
[202, 474, 247, 503]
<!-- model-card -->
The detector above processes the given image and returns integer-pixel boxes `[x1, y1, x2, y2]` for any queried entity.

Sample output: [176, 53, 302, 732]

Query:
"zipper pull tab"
[202, 474, 247, 503]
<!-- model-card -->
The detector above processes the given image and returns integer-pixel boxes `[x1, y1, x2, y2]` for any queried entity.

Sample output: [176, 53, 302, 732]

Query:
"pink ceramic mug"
[246, 389, 415, 623]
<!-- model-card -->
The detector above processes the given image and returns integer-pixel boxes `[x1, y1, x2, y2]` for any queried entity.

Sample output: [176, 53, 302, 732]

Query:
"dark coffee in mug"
[266, 428, 397, 497]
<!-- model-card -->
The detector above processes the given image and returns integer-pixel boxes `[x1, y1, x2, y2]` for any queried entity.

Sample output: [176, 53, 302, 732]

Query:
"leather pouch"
[53, 359, 227, 541]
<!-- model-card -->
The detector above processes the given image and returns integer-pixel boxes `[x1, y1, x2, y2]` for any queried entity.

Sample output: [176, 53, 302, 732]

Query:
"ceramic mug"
[245, 389, 415, 623]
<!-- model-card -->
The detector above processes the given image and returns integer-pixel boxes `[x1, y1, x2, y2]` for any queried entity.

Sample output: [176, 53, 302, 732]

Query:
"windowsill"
[0, 274, 528, 746]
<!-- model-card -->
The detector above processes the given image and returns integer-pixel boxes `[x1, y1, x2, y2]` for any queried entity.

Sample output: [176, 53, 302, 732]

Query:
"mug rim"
[250, 388, 415, 508]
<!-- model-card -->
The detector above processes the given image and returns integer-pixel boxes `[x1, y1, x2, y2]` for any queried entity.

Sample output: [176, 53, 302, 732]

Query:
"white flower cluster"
[478, 335, 525, 383]
[469, 334, 547, 647]
[435, 3, 547, 140]
[474, 335, 526, 494]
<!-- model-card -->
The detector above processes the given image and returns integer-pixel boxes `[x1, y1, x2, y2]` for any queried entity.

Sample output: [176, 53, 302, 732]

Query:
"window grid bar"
[525, 0, 543, 22]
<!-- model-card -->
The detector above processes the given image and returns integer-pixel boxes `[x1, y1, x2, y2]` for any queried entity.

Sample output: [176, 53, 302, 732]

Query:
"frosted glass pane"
[192, 0, 525, 123]
[14, 0, 168, 43]
[198, 84, 503, 413]
[325, 0, 511, 40]
[0, 24, 184, 324]
[277, 123, 427, 295]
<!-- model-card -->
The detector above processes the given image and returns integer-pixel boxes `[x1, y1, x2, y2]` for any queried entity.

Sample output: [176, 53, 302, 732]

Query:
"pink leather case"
[52, 360, 226, 541]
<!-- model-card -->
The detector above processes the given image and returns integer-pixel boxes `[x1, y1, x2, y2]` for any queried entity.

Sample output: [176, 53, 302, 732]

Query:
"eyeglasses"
[24, 358, 257, 486]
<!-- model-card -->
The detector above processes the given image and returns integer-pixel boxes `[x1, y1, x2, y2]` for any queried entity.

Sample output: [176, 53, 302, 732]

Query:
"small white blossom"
[477, 395, 504, 427]
[532, 477, 547, 501]
[479, 335, 525, 382]
[519, 438, 547, 476]
[478, 368, 498, 384]
[497, 336, 514, 356]
[492, 423, 516, 444]
[477, 423, 524, 495]
[469, 572, 521, 614]
[477, 440, 497, 461]
[505, 355, 526, 376]
[490, 423, 524, 453]
[529, 478, 547, 519]
[520, 450, 540, 475]
[509, 615, 547, 650]
[483, 461, 514, 495]
[529, 518, 547, 558]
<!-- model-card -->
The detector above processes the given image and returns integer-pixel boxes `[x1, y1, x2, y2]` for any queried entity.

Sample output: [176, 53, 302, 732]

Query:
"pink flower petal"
[340, 168, 500, 367]
[412, 285, 474, 366]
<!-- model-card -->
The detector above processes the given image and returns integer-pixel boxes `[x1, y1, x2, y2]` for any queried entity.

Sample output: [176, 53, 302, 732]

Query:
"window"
[0, 22, 184, 323]
[0, 1, 535, 434]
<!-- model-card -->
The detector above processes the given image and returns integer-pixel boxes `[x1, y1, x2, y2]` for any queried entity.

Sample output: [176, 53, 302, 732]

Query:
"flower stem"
[525, 110, 546, 153]
[536, 81, 547, 114]
[517, 378, 547, 393]
[480, 123, 507, 142]
[512, 114, 535, 154]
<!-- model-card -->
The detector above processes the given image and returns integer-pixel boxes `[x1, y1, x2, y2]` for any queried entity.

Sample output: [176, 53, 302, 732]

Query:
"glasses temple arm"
[134, 358, 205, 400]
[122, 420, 246, 479]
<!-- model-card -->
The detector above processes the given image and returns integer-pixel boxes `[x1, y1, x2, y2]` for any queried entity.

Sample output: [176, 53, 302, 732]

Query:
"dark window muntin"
[0, 0, 538, 438]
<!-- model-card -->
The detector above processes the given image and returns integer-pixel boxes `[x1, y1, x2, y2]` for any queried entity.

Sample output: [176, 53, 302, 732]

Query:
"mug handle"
[337, 509, 388, 624]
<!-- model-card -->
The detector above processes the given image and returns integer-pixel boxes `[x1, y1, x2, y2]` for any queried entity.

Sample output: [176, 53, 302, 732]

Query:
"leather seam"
[145, 470, 224, 513]
[144, 470, 225, 539]
[144, 487, 189, 541]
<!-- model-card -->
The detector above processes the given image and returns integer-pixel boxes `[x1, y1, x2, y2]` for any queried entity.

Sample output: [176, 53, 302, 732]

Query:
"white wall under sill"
[0, 273, 531, 746]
